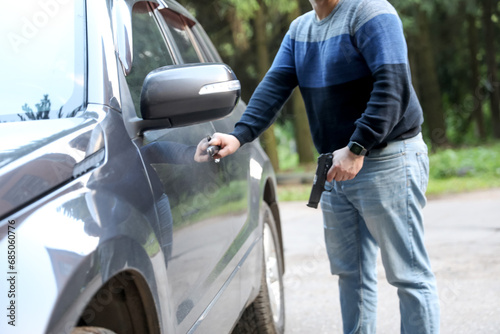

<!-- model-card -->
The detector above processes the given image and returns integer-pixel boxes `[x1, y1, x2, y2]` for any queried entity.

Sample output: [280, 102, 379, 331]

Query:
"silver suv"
[0, 1, 285, 333]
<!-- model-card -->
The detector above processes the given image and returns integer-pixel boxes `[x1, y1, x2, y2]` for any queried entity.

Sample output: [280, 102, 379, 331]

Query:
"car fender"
[0, 167, 167, 334]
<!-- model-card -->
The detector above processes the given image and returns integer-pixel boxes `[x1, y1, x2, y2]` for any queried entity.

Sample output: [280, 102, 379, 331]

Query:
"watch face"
[351, 144, 362, 155]
[349, 142, 366, 156]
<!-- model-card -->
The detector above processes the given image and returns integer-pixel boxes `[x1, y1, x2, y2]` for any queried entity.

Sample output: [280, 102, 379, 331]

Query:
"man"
[207, 0, 440, 332]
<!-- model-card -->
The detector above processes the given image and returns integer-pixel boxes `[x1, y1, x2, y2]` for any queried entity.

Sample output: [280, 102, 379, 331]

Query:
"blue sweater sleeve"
[230, 34, 299, 146]
[349, 11, 414, 150]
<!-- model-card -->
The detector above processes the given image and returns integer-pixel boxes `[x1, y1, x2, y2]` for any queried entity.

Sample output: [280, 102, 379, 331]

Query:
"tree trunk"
[288, 3, 315, 164]
[482, 0, 500, 138]
[291, 89, 315, 163]
[415, 8, 449, 148]
[467, 13, 486, 139]
[407, 35, 421, 104]
[255, 0, 280, 171]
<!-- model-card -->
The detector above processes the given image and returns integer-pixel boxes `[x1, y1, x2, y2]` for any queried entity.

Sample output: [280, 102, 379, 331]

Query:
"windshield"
[0, 0, 85, 122]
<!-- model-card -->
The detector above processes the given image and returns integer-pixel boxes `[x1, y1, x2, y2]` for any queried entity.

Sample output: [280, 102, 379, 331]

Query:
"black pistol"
[307, 153, 333, 209]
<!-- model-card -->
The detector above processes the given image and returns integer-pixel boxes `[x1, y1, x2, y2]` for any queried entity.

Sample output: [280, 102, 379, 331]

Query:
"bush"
[429, 144, 500, 179]
[426, 143, 500, 196]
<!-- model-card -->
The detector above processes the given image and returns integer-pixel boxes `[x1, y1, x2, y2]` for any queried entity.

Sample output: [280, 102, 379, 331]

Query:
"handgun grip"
[307, 153, 333, 209]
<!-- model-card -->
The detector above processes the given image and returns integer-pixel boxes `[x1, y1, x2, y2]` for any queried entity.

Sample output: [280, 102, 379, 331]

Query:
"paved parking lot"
[280, 189, 500, 333]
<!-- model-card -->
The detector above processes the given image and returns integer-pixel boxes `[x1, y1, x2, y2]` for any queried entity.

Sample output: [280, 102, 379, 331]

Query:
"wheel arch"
[72, 269, 161, 334]
[45, 233, 165, 334]
[263, 178, 285, 275]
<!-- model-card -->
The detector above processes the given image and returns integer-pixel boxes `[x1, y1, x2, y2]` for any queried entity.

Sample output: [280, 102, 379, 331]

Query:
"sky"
[0, 0, 84, 121]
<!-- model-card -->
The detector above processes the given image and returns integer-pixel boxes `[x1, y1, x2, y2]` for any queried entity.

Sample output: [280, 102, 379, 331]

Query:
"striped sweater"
[230, 0, 423, 154]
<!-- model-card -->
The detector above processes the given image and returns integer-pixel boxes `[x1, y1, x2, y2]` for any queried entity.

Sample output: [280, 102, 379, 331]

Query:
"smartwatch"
[348, 141, 368, 156]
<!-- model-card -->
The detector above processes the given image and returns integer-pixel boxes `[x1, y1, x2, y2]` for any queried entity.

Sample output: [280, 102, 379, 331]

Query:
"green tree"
[467, 9, 486, 139]
[253, 0, 280, 171]
[287, 4, 315, 165]
[391, 0, 452, 147]
[482, 0, 500, 138]
[185, 0, 299, 170]
[393, 0, 500, 145]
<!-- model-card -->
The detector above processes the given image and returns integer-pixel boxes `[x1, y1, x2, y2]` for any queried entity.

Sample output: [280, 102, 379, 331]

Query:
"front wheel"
[233, 202, 285, 334]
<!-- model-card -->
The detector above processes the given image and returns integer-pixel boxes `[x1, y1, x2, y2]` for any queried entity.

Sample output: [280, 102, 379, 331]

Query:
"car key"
[206, 135, 221, 163]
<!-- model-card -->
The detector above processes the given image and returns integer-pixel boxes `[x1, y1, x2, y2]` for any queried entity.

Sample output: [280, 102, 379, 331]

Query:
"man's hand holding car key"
[206, 135, 221, 163]
[204, 133, 241, 161]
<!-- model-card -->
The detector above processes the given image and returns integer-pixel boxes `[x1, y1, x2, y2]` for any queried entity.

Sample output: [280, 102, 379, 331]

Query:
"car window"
[191, 24, 222, 63]
[158, 8, 203, 64]
[0, 0, 85, 123]
[126, 1, 174, 115]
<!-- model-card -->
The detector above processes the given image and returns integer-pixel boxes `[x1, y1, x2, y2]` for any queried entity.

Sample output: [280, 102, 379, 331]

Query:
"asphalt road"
[279, 189, 500, 334]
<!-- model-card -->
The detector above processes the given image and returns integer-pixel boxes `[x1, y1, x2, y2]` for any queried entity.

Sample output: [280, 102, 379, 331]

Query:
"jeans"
[321, 133, 440, 334]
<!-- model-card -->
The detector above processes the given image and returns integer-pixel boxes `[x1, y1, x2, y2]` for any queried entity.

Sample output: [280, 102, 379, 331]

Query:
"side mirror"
[140, 63, 240, 128]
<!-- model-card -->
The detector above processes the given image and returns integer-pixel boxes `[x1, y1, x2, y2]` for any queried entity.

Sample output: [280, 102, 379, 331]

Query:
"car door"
[187, 14, 262, 308]
[121, 2, 246, 331]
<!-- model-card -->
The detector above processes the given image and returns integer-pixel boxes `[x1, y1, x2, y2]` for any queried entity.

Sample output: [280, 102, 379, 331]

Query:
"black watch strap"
[348, 141, 368, 156]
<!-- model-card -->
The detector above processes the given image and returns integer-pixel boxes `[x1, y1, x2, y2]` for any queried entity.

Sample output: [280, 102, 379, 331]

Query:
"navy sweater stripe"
[293, 34, 371, 87]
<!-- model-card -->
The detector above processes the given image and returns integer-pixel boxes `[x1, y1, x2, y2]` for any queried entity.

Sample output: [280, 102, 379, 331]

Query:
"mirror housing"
[140, 63, 240, 128]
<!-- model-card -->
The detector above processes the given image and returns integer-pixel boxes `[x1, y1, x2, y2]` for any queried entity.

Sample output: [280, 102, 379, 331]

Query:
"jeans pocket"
[365, 151, 404, 161]
[416, 152, 429, 193]
[324, 180, 333, 192]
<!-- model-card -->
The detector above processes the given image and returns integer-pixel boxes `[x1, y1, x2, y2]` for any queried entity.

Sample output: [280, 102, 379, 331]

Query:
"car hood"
[0, 117, 105, 219]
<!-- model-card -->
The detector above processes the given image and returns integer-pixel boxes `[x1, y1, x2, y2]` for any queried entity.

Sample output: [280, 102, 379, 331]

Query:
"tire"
[70, 327, 117, 334]
[233, 202, 285, 334]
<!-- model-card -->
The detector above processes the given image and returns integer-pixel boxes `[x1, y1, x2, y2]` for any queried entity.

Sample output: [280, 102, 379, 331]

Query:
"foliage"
[277, 184, 310, 202]
[426, 176, 500, 195]
[429, 143, 500, 179]
[224, 0, 297, 20]
[391, 0, 500, 145]
[275, 120, 299, 171]
[185, 0, 500, 167]
[18, 94, 51, 121]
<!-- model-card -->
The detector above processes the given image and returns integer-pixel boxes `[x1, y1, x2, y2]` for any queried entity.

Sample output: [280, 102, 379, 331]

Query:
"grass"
[426, 143, 500, 196]
[277, 143, 500, 202]
[277, 184, 311, 202]
[426, 176, 500, 196]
